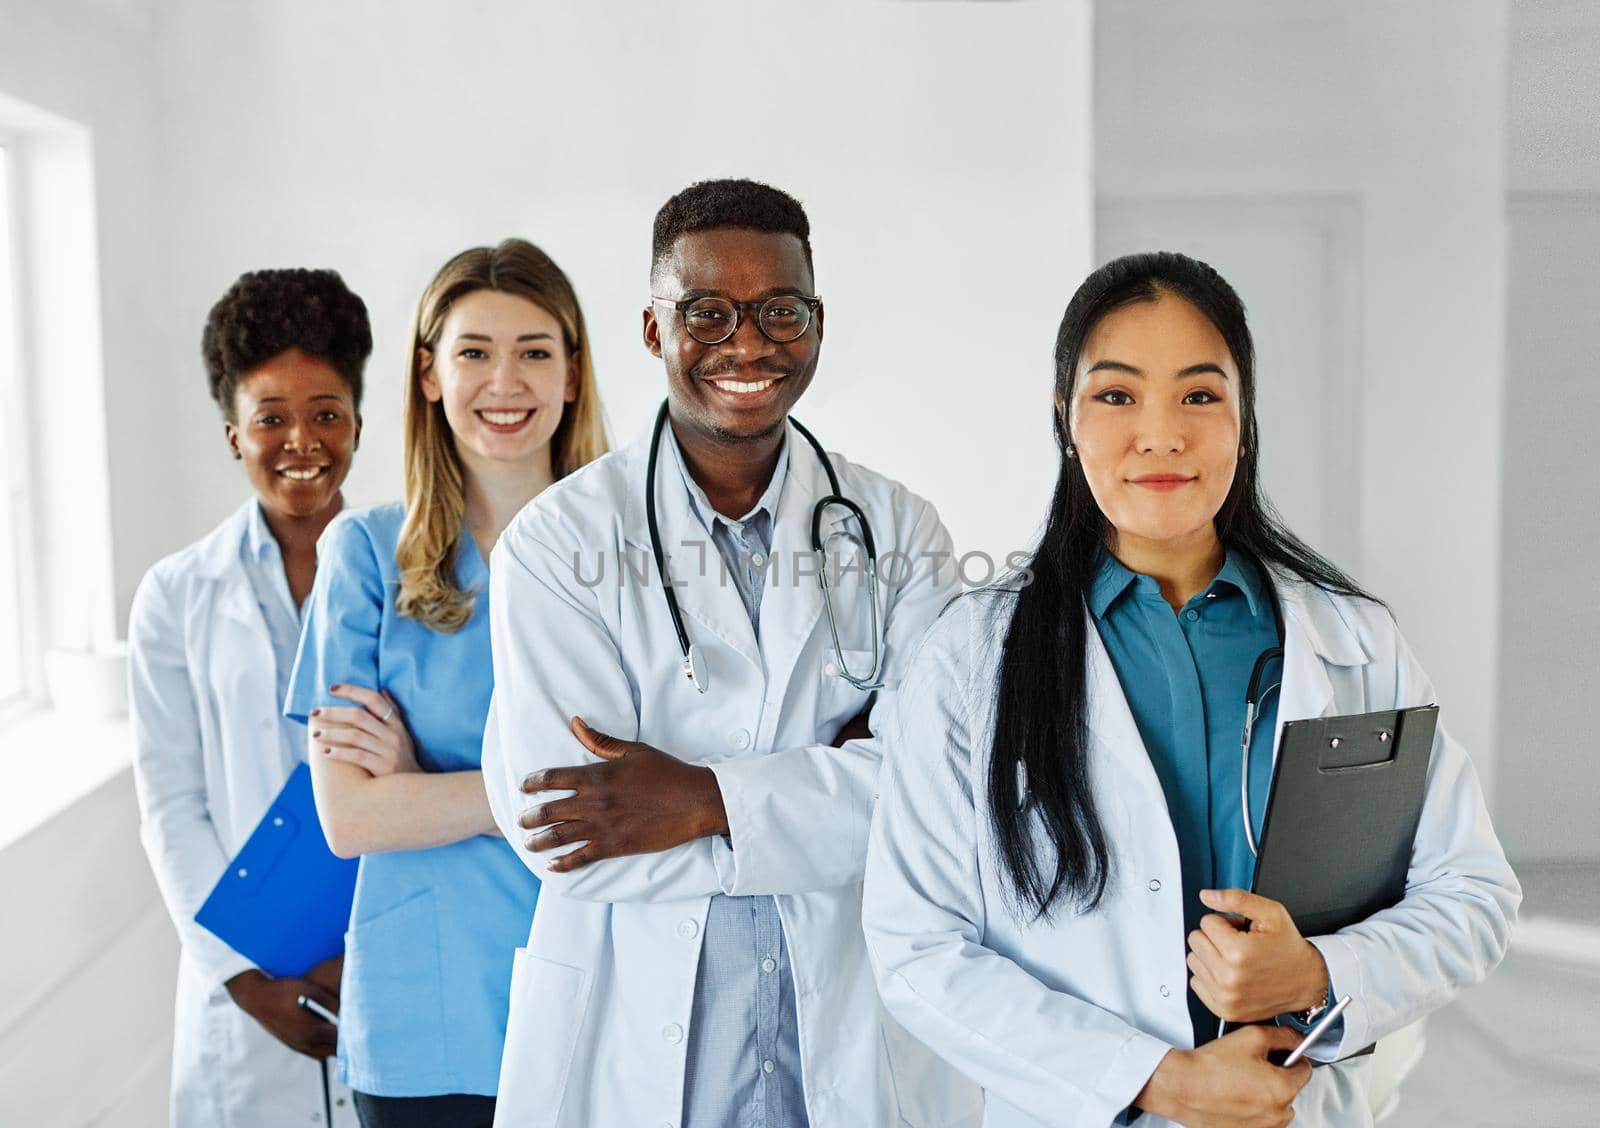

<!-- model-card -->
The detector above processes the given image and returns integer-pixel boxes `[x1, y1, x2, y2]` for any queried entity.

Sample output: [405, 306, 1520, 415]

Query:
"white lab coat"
[481, 422, 984, 1128]
[862, 581, 1521, 1128]
[128, 501, 357, 1128]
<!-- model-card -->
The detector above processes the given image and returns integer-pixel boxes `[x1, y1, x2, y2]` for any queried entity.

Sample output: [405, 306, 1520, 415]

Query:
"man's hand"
[225, 968, 339, 1060]
[517, 717, 728, 873]
[832, 706, 873, 748]
[1187, 888, 1330, 1023]
[1134, 1025, 1313, 1128]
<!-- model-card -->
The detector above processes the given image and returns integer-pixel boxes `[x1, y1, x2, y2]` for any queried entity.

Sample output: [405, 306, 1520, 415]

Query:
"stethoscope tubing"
[1241, 592, 1286, 858]
[646, 400, 886, 694]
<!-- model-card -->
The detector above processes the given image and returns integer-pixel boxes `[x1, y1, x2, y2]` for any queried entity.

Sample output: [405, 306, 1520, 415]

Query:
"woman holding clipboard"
[129, 269, 369, 1127]
[862, 252, 1520, 1127]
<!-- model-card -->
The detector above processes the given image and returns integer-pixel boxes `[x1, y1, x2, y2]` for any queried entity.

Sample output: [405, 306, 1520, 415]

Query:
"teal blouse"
[1090, 548, 1283, 1045]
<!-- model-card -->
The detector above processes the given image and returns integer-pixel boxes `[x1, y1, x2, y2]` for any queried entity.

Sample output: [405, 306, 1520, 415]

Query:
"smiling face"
[227, 347, 360, 520]
[1066, 292, 1242, 557]
[643, 227, 822, 445]
[419, 289, 578, 472]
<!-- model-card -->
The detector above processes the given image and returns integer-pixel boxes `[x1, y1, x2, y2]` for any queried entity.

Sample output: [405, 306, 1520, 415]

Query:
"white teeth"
[712, 379, 775, 394]
[279, 467, 323, 481]
[480, 410, 532, 425]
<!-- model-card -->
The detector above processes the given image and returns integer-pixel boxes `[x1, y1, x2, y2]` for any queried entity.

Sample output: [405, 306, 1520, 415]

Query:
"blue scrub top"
[1089, 548, 1282, 1045]
[286, 502, 539, 1097]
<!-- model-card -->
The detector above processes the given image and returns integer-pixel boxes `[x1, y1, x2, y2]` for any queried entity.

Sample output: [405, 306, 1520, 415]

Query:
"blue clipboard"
[195, 763, 358, 979]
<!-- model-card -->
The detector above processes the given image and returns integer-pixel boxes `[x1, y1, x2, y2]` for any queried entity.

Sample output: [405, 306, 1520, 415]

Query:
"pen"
[1283, 994, 1351, 1067]
[297, 994, 339, 1026]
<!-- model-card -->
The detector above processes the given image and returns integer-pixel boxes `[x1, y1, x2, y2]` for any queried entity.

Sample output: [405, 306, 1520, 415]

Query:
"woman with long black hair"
[862, 252, 1519, 1128]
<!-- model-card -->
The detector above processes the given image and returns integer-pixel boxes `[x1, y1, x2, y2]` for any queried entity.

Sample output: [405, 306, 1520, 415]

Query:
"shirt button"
[729, 729, 751, 750]
[824, 661, 839, 677]
[677, 919, 699, 939]
[752, 553, 767, 567]
[763, 1059, 775, 1074]
[1185, 609, 1200, 622]
[662, 1023, 683, 1044]
[1148, 878, 1161, 892]
[1159, 984, 1171, 997]
[761, 957, 777, 973]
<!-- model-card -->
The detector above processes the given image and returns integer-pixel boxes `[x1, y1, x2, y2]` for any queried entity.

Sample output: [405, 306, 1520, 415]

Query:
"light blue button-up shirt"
[1090, 548, 1282, 1046]
[669, 428, 809, 1128]
[241, 499, 310, 766]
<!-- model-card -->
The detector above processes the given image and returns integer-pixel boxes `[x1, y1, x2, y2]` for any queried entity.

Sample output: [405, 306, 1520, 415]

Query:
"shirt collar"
[668, 424, 789, 536]
[243, 498, 281, 563]
[1209, 548, 1269, 618]
[1088, 545, 1269, 620]
[1089, 549, 1145, 620]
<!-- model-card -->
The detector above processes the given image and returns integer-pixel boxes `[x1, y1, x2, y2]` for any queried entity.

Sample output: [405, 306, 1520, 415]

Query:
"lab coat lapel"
[197, 503, 272, 634]
[758, 422, 826, 694]
[1083, 613, 1167, 799]
[620, 424, 762, 673]
[189, 502, 284, 714]
[1270, 577, 1370, 761]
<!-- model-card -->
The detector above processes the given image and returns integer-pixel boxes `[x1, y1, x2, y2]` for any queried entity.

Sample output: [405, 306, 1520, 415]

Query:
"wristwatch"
[1294, 997, 1328, 1026]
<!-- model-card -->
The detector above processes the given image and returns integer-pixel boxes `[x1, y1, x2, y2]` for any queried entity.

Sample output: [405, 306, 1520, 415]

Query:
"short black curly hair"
[202, 268, 373, 420]
[650, 178, 814, 283]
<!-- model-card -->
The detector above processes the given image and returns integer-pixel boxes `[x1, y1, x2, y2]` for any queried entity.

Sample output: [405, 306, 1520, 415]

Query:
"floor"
[1387, 862, 1600, 1127]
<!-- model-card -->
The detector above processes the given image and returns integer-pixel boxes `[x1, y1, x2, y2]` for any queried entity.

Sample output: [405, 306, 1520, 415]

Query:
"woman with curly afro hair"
[129, 268, 372, 1126]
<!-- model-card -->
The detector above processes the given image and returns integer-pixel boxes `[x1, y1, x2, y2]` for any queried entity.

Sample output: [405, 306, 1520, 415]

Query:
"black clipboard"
[1217, 705, 1437, 1047]
[1251, 704, 1437, 935]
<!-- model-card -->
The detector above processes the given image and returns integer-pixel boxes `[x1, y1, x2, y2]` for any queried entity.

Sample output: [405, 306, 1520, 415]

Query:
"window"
[0, 141, 37, 720]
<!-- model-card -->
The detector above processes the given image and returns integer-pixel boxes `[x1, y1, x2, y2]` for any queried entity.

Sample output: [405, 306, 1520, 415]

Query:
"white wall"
[1495, 0, 1600, 863]
[0, 0, 169, 656]
[149, 0, 1093, 585]
[1095, 0, 1510, 797]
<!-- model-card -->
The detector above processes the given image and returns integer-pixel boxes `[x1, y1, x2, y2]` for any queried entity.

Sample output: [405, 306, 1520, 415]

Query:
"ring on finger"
[380, 705, 396, 722]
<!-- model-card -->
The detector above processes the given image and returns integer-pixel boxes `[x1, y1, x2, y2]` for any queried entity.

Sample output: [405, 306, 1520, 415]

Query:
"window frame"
[0, 130, 45, 726]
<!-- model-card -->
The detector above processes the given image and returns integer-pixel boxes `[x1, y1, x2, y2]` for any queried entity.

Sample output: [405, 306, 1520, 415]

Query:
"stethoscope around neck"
[1240, 591, 1287, 858]
[644, 400, 885, 696]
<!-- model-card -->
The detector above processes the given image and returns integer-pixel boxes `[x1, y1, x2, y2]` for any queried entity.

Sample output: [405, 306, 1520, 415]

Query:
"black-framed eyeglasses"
[651, 293, 821, 345]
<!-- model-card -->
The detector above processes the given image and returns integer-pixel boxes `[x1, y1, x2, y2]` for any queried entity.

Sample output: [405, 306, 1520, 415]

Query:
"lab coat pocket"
[340, 888, 445, 1084]
[878, 1008, 983, 1127]
[495, 948, 591, 1127]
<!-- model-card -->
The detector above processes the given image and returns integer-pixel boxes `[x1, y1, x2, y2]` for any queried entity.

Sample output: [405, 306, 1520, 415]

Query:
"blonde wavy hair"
[396, 239, 608, 632]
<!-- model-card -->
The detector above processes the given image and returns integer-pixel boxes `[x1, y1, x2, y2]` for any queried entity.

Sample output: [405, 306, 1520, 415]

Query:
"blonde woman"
[285, 239, 607, 1127]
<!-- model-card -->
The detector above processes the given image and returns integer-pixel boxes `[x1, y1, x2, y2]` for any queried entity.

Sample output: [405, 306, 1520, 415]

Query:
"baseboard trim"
[1513, 914, 1600, 969]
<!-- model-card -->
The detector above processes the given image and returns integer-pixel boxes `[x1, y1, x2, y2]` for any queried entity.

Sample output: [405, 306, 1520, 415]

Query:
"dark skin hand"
[225, 953, 342, 1060]
[519, 708, 872, 871]
[519, 718, 728, 872]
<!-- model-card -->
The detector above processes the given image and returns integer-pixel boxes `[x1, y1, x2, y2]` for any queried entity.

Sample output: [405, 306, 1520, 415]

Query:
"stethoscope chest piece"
[684, 642, 709, 695]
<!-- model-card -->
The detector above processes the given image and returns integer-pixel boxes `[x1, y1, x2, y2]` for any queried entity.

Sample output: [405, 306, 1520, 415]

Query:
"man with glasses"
[481, 179, 979, 1127]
